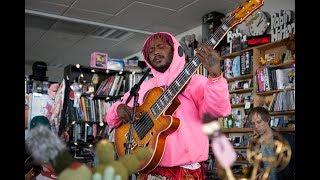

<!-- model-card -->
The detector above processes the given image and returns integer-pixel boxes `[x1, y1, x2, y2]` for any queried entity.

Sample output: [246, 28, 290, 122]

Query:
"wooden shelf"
[234, 174, 246, 178]
[221, 37, 294, 59]
[226, 74, 253, 82]
[270, 110, 295, 116]
[256, 88, 294, 96]
[234, 160, 249, 164]
[95, 95, 123, 101]
[222, 127, 294, 133]
[255, 36, 294, 51]
[221, 48, 254, 59]
[229, 88, 253, 94]
[222, 128, 253, 133]
[231, 103, 245, 108]
[68, 64, 127, 74]
[273, 127, 295, 132]
[234, 146, 248, 149]
[81, 94, 123, 101]
[268, 60, 295, 69]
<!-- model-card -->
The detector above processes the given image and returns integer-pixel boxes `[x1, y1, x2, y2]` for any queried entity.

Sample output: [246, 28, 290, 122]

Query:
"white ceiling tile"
[25, 14, 56, 30]
[137, 0, 195, 10]
[32, 30, 84, 61]
[161, 0, 236, 30]
[25, 0, 69, 15]
[40, 0, 74, 6]
[52, 36, 119, 65]
[107, 34, 148, 58]
[144, 23, 181, 35]
[106, 2, 175, 30]
[50, 20, 97, 35]
[64, 8, 113, 23]
[71, 36, 119, 51]
[25, 27, 47, 62]
[73, 0, 135, 15]
[25, 28, 46, 47]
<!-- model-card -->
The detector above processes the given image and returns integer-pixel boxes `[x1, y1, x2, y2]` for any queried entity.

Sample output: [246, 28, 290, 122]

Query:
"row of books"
[270, 115, 295, 128]
[228, 79, 252, 92]
[222, 108, 247, 129]
[78, 97, 113, 122]
[95, 74, 125, 96]
[72, 123, 98, 143]
[125, 73, 152, 92]
[256, 67, 295, 92]
[268, 90, 295, 112]
[224, 51, 253, 78]
[94, 73, 153, 97]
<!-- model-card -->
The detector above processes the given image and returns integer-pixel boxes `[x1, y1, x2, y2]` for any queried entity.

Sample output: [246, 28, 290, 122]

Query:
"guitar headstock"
[228, 0, 264, 28]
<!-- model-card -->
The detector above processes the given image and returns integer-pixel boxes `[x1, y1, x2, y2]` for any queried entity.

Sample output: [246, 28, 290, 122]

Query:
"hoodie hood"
[142, 32, 186, 86]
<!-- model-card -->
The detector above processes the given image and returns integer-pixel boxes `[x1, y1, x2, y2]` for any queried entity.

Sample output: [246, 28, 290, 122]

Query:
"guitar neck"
[149, 20, 233, 119]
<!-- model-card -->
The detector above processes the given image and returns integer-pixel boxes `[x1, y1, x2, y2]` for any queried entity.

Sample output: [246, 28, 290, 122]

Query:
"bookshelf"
[60, 64, 152, 164]
[268, 60, 295, 69]
[92, 95, 123, 101]
[231, 103, 246, 108]
[222, 127, 295, 133]
[273, 127, 295, 132]
[220, 37, 295, 130]
[218, 37, 295, 178]
[221, 47, 255, 59]
[222, 128, 253, 133]
[256, 88, 294, 96]
[235, 160, 249, 164]
[234, 146, 248, 149]
[226, 74, 253, 82]
[229, 88, 253, 94]
[270, 110, 295, 116]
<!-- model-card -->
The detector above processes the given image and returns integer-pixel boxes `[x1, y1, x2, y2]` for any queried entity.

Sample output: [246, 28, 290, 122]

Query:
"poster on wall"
[271, 10, 295, 42]
[29, 93, 54, 130]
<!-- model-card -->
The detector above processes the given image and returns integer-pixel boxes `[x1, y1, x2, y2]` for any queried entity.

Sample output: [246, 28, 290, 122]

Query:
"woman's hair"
[247, 106, 271, 123]
[142, 32, 174, 62]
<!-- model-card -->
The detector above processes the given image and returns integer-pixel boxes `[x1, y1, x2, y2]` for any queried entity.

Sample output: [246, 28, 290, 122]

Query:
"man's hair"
[247, 106, 271, 123]
[142, 32, 174, 62]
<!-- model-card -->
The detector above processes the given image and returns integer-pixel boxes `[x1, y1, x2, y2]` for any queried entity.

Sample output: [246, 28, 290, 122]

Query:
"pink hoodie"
[105, 32, 231, 167]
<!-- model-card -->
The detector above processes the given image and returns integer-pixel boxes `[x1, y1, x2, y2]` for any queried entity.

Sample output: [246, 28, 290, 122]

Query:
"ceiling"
[25, 0, 242, 67]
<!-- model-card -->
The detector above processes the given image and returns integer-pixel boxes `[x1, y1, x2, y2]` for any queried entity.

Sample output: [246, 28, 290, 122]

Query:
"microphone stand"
[124, 68, 151, 155]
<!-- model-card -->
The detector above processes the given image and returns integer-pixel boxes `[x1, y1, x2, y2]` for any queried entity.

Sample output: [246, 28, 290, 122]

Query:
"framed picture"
[90, 52, 108, 69]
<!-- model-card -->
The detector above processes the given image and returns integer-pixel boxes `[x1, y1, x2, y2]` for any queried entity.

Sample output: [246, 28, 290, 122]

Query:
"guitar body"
[114, 87, 180, 173]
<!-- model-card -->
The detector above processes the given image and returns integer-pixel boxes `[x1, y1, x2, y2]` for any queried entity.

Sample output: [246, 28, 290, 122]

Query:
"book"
[232, 56, 241, 77]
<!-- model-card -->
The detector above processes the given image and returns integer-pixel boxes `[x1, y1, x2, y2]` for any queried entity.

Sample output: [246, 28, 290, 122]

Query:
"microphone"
[125, 68, 151, 105]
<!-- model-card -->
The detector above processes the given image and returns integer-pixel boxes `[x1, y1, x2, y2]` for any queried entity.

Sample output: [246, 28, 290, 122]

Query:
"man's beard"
[153, 63, 171, 73]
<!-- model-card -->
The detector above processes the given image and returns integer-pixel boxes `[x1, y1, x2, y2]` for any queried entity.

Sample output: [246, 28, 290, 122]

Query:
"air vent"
[90, 27, 133, 41]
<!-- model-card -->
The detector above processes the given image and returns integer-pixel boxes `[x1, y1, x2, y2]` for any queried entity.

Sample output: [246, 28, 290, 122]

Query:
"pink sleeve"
[201, 75, 231, 118]
[190, 75, 231, 118]
[104, 92, 130, 128]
